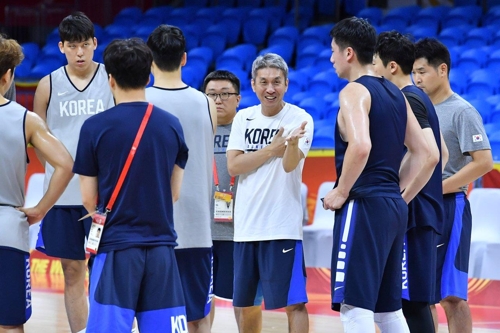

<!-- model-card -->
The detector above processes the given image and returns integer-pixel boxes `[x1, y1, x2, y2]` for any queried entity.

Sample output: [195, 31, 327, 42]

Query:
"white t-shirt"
[227, 103, 314, 242]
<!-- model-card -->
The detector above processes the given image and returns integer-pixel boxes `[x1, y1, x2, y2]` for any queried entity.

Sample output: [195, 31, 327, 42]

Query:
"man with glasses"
[145, 25, 216, 333]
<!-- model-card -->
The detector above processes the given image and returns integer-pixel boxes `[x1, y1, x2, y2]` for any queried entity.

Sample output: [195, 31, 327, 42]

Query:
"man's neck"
[66, 62, 98, 80]
[392, 74, 413, 90]
[217, 117, 235, 126]
[429, 83, 454, 105]
[153, 70, 186, 89]
[114, 89, 147, 104]
[346, 64, 375, 82]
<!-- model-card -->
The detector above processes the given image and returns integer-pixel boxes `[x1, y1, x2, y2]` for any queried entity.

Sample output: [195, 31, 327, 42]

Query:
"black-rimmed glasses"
[206, 92, 239, 101]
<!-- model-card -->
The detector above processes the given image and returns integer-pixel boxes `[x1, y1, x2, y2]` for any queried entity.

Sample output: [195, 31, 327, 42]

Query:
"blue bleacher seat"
[449, 69, 469, 95]
[299, 97, 326, 120]
[133, 25, 157, 41]
[374, 22, 408, 34]
[467, 69, 500, 98]
[283, 6, 314, 31]
[239, 93, 260, 109]
[296, 44, 326, 69]
[224, 68, 250, 91]
[465, 27, 495, 47]
[30, 58, 64, 80]
[312, 49, 333, 72]
[490, 107, 500, 123]
[298, 25, 331, 49]
[357, 7, 384, 26]
[183, 25, 200, 51]
[413, 5, 451, 26]
[456, 48, 489, 76]
[105, 23, 133, 39]
[201, 24, 228, 59]
[182, 65, 204, 89]
[268, 26, 300, 48]
[216, 49, 246, 71]
[291, 91, 311, 105]
[382, 5, 420, 29]
[486, 49, 500, 73]
[259, 43, 294, 65]
[243, 16, 269, 45]
[21, 43, 40, 63]
[323, 92, 339, 104]
[309, 70, 338, 96]
[114, 7, 142, 24]
[484, 122, 500, 135]
[219, 16, 241, 45]
[438, 26, 469, 47]
[442, 5, 482, 28]
[288, 70, 309, 92]
[142, 6, 173, 21]
[469, 98, 494, 122]
[407, 26, 439, 41]
[15, 61, 33, 81]
[491, 140, 500, 161]
[311, 135, 334, 148]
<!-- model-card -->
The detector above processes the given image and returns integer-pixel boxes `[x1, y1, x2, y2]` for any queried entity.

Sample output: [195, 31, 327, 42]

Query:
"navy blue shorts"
[213, 240, 235, 300]
[331, 197, 407, 313]
[36, 206, 91, 260]
[233, 240, 308, 310]
[435, 192, 471, 302]
[402, 227, 437, 303]
[0, 247, 32, 325]
[87, 246, 186, 333]
[175, 247, 213, 321]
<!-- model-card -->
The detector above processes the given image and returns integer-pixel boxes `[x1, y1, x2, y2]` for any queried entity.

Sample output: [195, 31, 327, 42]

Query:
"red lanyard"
[213, 158, 235, 191]
[105, 103, 153, 212]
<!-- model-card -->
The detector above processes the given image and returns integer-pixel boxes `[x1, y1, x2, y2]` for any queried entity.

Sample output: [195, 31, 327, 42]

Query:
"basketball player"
[146, 25, 216, 333]
[0, 36, 73, 333]
[373, 31, 447, 333]
[73, 37, 188, 333]
[203, 70, 262, 329]
[323, 18, 436, 333]
[227, 53, 313, 333]
[414, 38, 493, 333]
[32, 12, 114, 333]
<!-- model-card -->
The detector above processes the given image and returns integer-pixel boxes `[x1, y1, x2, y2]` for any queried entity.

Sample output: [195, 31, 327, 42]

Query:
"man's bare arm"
[19, 111, 73, 224]
[442, 149, 493, 194]
[400, 99, 436, 203]
[33, 75, 51, 166]
[171, 164, 185, 203]
[80, 176, 98, 215]
[323, 83, 372, 210]
[283, 121, 307, 173]
[227, 127, 286, 177]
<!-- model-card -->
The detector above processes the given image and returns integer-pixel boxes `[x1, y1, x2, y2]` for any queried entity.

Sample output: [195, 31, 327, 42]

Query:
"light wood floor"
[22, 291, 499, 333]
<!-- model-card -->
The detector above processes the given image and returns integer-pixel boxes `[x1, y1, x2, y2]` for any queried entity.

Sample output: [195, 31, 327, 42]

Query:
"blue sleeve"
[73, 121, 99, 176]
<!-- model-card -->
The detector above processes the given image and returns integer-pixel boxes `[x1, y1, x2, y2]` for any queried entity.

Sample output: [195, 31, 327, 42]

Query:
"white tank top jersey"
[44, 64, 114, 205]
[227, 103, 314, 242]
[0, 101, 31, 252]
[146, 86, 213, 249]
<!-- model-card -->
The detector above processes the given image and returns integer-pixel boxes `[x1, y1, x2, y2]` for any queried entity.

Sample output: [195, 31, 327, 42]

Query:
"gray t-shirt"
[435, 93, 490, 192]
[211, 123, 237, 241]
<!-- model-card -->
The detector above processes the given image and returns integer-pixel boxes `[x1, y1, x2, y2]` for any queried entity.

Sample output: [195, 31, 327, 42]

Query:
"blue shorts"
[402, 226, 437, 303]
[331, 197, 407, 313]
[175, 247, 213, 321]
[435, 192, 471, 302]
[0, 247, 32, 325]
[36, 206, 91, 260]
[233, 240, 308, 310]
[87, 246, 186, 333]
[213, 240, 235, 300]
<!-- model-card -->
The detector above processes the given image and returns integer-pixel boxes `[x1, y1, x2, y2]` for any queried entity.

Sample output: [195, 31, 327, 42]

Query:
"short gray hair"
[251, 53, 288, 81]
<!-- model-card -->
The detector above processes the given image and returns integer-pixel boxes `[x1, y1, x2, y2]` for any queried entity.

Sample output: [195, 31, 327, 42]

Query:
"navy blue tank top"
[335, 76, 407, 199]
[403, 85, 444, 232]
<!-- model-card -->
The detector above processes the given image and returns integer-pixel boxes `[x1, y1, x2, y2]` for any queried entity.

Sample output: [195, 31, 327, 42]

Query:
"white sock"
[374, 309, 410, 333]
[340, 304, 376, 333]
[76, 329, 86, 333]
[131, 328, 138, 333]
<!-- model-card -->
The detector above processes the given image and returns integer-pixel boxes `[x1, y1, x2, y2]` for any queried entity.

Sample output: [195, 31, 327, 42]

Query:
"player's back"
[146, 86, 213, 249]
[335, 76, 407, 199]
[0, 101, 30, 252]
[403, 85, 444, 232]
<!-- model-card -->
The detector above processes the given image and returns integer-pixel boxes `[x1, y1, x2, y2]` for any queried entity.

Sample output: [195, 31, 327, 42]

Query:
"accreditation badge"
[86, 212, 107, 254]
[214, 191, 234, 222]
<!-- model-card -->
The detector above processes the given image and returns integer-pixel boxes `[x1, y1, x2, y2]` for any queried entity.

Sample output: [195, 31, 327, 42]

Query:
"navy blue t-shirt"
[335, 76, 407, 199]
[403, 85, 444, 232]
[73, 102, 188, 253]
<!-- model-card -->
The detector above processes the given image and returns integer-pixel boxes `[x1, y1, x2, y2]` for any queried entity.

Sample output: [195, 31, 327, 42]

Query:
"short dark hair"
[414, 38, 451, 74]
[103, 38, 152, 90]
[202, 70, 241, 94]
[147, 25, 185, 72]
[330, 17, 376, 65]
[0, 35, 24, 78]
[375, 31, 415, 75]
[59, 12, 95, 43]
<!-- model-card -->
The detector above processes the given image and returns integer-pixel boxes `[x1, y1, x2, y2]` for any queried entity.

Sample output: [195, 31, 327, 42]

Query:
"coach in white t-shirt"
[227, 53, 314, 333]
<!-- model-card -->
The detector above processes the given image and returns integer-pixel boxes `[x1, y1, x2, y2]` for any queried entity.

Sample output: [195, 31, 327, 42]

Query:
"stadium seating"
[357, 7, 384, 26]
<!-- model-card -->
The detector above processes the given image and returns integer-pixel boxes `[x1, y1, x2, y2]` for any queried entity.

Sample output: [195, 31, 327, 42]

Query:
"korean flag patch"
[472, 134, 483, 143]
